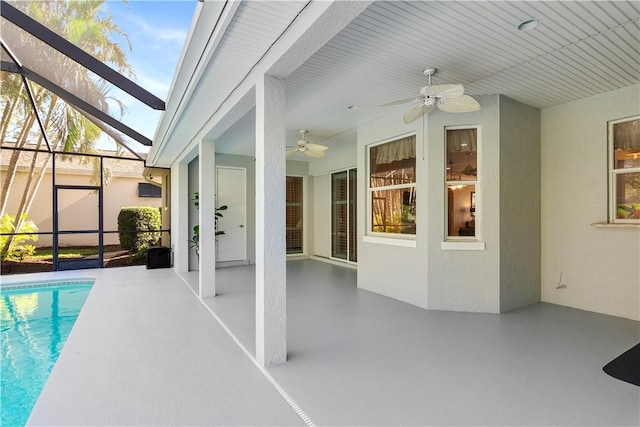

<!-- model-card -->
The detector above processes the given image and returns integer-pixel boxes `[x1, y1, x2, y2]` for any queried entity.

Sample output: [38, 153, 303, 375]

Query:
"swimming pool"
[1, 280, 94, 427]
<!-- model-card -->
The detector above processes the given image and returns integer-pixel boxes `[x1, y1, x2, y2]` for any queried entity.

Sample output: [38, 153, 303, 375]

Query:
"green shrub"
[117, 207, 161, 254]
[0, 214, 38, 260]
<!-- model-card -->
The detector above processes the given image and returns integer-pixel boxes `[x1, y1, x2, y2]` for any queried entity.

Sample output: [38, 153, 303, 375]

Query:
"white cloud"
[134, 71, 172, 99]
[125, 14, 188, 48]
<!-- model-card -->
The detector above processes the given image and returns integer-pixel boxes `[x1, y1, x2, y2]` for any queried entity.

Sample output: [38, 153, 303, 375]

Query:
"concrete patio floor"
[6, 267, 302, 426]
[3, 259, 638, 426]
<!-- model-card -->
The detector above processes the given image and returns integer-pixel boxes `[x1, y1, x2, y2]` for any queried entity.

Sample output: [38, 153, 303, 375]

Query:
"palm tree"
[0, 0, 135, 257]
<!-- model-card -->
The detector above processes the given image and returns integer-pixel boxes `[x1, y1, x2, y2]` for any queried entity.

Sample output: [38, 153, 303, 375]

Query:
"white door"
[216, 167, 246, 262]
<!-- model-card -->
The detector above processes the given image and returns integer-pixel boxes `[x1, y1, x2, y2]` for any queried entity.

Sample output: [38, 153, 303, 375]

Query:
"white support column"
[171, 161, 189, 273]
[199, 139, 216, 298]
[255, 74, 287, 366]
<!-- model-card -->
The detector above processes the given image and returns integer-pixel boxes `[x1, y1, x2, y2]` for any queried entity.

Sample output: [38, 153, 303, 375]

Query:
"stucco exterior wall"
[541, 85, 640, 321]
[427, 95, 501, 313]
[172, 88, 639, 321]
[357, 108, 428, 309]
[308, 148, 357, 176]
[499, 96, 541, 312]
[357, 95, 541, 314]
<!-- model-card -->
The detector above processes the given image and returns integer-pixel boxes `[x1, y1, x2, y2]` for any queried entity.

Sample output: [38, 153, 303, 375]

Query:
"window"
[138, 182, 161, 198]
[332, 168, 357, 262]
[609, 117, 640, 223]
[368, 135, 416, 235]
[446, 127, 478, 239]
[286, 176, 303, 254]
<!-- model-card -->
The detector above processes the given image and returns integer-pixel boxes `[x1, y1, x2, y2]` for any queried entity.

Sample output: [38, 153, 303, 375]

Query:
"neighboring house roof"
[0, 145, 147, 178]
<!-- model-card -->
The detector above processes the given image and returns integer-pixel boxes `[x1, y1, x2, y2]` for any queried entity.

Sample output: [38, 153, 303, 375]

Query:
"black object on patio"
[603, 343, 640, 387]
[147, 246, 171, 269]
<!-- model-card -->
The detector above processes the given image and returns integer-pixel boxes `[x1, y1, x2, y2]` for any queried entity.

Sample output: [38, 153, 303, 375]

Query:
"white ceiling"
[212, 1, 640, 160]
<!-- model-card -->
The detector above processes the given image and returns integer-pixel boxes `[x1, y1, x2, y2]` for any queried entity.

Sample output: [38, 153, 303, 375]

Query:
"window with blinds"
[332, 168, 357, 262]
[138, 182, 161, 198]
[286, 176, 303, 254]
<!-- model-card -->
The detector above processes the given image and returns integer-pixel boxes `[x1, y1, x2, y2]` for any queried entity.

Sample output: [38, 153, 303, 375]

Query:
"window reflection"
[446, 128, 478, 238]
[369, 136, 416, 235]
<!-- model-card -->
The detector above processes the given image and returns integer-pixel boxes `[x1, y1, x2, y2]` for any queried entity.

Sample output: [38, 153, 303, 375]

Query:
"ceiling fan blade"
[306, 149, 325, 158]
[379, 97, 420, 107]
[420, 83, 464, 99]
[437, 95, 481, 113]
[306, 143, 328, 151]
[286, 147, 300, 155]
[403, 103, 434, 124]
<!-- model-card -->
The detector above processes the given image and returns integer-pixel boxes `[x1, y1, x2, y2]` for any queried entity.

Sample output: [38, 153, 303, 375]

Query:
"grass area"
[30, 247, 99, 260]
[1, 245, 142, 275]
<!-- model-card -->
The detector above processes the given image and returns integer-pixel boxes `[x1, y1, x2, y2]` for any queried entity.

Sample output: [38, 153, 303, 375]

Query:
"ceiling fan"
[286, 130, 328, 158]
[380, 68, 481, 124]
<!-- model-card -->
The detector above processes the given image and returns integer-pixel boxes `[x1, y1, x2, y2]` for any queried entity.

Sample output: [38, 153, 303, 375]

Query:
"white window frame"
[608, 116, 640, 224]
[366, 133, 417, 243]
[442, 125, 484, 250]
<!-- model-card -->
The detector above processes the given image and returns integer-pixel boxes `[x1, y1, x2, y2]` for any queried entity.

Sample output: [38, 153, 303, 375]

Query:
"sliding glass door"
[331, 168, 357, 262]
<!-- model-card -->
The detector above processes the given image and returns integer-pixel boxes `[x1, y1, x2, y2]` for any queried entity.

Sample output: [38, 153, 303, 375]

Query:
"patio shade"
[614, 119, 640, 151]
[375, 136, 416, 165]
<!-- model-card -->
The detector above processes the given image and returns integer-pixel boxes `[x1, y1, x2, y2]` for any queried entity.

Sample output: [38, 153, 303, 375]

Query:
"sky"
[96, 0, 197, 150]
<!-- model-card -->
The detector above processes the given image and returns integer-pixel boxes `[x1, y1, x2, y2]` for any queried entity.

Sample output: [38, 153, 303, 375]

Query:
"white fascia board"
[163, 1, 206, 108]
[149, 0, 240, 166]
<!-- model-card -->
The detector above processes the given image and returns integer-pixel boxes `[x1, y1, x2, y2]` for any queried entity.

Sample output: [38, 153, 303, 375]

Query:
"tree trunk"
[0, 94, 18, 142]
[0, 85, 44, 216]
[0, 76, 25, 140]
[0, 112, 37, 217]
[1, 94, 56, 256]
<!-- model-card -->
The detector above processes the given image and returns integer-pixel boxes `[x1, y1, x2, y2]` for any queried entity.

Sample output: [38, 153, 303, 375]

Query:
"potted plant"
[189, 191, 227, 257]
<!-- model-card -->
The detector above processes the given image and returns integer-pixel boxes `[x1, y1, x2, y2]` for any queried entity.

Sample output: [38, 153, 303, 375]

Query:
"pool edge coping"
[0, 278, 96, 291]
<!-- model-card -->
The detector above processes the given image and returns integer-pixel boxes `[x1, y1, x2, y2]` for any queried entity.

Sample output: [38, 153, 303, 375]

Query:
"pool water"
[1, 282, 93, 427]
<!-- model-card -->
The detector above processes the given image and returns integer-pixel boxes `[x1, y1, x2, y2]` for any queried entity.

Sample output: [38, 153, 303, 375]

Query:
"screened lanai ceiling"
[0, 0, 172, 158]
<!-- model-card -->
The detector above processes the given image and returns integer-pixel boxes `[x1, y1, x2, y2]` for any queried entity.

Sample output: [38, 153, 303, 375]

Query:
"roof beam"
[2, 60, 152, 146]
[0, 0, 165, 111]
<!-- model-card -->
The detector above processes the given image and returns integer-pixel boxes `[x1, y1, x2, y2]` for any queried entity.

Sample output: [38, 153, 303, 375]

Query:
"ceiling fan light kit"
[380, 67, 481, 124]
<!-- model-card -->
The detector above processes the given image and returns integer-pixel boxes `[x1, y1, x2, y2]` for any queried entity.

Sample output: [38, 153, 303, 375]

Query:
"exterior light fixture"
[517, 18, 540, 31]
[347, 105, 359, 110]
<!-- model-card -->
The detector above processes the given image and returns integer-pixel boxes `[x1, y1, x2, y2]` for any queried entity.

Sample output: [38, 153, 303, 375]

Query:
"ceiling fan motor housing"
[423, 67, 437, 76]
